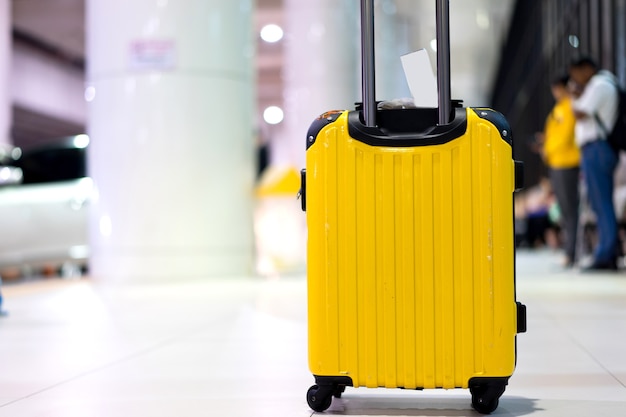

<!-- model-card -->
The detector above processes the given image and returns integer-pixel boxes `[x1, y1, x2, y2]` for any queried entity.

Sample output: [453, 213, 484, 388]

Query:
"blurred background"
[0, 0, 625, 282]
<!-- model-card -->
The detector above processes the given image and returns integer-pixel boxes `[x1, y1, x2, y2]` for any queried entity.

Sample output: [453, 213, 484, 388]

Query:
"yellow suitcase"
[301, 1, 526, 414]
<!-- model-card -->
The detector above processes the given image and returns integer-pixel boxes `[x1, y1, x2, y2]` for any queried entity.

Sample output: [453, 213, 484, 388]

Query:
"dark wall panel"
[11, 105, 85, 150]
[491, 0, 625, 187]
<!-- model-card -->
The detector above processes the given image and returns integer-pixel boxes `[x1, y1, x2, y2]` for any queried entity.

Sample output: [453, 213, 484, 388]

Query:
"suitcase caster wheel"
[307, 385, 332, 412]
[333, 385, 346, 398]
[470, 382, 506, 414]
[471, 394, 499, 414]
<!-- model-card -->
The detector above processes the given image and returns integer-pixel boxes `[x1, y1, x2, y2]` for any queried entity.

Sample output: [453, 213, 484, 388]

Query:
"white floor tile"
[0, 249, 625, 416]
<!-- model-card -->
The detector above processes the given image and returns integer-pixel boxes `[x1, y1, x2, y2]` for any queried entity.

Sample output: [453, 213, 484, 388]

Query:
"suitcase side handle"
[299, 169, 306, 212]
[516, 302, 527, 333]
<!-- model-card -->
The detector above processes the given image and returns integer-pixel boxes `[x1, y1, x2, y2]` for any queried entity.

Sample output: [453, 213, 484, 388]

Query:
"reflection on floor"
[1, 249, 625, 416]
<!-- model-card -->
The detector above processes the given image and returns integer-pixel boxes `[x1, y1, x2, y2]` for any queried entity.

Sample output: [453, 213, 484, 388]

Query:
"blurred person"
[514, 193, 528, 247]
[0, 277, 6, 317]
[522, 177, 556, 248]
[535, 75, 580, 267]
[255, 123, 271, 179]
[569, 57, 620, 271]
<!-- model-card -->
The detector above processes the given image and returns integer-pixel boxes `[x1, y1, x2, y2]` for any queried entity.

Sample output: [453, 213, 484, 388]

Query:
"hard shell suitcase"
[301, 0, 526, 414]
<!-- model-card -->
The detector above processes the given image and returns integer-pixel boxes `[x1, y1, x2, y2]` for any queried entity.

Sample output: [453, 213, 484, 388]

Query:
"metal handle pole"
[436, 0, 451, 125]
[360, 0, 376, 127]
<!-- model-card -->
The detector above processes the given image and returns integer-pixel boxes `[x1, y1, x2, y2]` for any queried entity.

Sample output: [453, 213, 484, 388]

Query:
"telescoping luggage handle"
[359, 0, 452, 127]
[435, 0, 452, 125]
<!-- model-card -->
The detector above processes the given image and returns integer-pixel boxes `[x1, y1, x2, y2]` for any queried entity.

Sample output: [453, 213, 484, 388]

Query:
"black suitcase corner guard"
[473, 108, 513, 145]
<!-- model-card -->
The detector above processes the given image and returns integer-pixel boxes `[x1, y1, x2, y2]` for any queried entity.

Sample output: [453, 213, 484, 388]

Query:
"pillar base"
[89, 247, 253, 282]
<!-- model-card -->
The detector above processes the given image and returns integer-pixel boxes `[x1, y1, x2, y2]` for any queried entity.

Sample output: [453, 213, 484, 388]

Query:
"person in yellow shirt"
[537, 75, 581, 267]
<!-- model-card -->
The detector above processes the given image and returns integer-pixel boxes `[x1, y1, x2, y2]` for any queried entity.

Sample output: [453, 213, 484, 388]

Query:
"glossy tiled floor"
[1, 249, 625, 416]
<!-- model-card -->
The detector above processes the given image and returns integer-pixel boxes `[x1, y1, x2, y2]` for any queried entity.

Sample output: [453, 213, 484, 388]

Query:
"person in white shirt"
[569, 57, 620, 271]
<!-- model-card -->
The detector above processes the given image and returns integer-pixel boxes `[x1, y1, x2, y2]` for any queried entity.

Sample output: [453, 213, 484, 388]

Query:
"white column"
[86, 0, 255, 281]
[0, 0, 10, 146]
[277, 0, 359, 169]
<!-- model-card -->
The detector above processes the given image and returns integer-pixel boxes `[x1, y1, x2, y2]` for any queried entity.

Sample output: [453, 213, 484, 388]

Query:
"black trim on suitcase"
[347, 107, 467, 147]
[514, 161, 524, 191]
[299, 169, 306, 212]
[516, 301, 527, 333]
[307, 376, 354, 412]
[306, 111, 343, 150]
[473, 109, 513, 145]
[468, 377, 510, 414]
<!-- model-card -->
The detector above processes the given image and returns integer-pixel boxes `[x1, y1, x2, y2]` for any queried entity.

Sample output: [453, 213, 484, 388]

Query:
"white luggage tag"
[400, 49, 438, 108]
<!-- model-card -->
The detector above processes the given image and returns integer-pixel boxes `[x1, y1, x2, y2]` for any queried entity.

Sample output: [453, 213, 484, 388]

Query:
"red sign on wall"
[128, 39, 177, 70]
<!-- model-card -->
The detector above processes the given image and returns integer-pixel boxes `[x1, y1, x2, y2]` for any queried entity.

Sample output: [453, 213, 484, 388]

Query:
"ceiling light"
[260, 24, 284, 43]
[476, 10, 490, 30]
[263, 106, 284, 125]
[569, 35, 580, 48]
[84, 86, 96, 102]
[73, 134, 90, 149]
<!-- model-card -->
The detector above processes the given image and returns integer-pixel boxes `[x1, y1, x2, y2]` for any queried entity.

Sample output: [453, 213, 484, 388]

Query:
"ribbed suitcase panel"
[307, 109, 517, 390]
